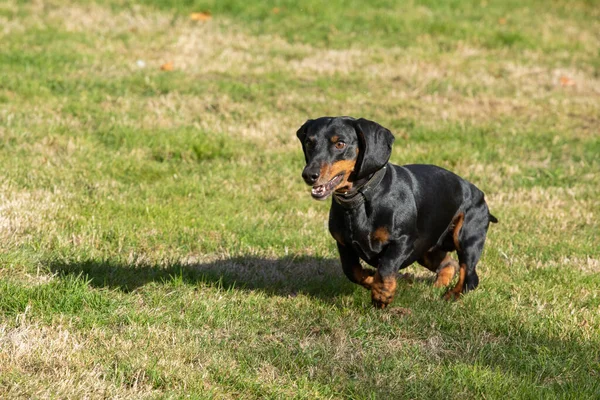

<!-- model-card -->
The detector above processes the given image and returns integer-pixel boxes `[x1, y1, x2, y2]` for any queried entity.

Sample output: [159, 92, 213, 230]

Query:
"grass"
[1, 0, 599, 398]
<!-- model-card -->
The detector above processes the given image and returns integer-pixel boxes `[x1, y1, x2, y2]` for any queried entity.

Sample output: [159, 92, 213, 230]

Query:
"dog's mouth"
[311, 173, 344, 200]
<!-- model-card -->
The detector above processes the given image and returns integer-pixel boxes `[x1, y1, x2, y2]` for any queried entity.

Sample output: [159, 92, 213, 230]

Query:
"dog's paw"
[370, 273, 397, 309]
[371, 293, 393, 309]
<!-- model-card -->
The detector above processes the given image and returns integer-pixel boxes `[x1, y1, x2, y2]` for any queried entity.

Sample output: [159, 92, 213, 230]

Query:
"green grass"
[1, 0, 599, 398]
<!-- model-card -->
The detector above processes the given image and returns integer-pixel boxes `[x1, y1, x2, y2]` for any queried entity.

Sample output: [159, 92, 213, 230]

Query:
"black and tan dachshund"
[297, 116, 497, 308]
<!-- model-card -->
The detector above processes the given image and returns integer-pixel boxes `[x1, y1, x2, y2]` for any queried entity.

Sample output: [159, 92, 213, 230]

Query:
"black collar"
[333, 165, 387, 210]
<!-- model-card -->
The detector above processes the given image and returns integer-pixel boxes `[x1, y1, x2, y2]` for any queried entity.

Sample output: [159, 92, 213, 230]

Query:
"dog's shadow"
[48, 255, 368, 302]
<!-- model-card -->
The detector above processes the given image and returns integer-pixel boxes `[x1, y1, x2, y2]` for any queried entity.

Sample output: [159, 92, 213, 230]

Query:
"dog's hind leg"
[418, 250, 458, 287]
[444, 203, 491, 300]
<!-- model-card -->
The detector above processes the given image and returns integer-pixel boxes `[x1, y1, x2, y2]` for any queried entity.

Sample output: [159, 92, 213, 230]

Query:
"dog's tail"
[489, 213, 498, 224]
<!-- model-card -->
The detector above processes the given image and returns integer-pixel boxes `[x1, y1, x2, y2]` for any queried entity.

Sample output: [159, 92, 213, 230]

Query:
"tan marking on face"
[330, 135, 339, 143]
[318, 159, 357, 192]
[371, 272, 397, 309]
[452, 213, 465, 251]
[372, 227, 390, 243]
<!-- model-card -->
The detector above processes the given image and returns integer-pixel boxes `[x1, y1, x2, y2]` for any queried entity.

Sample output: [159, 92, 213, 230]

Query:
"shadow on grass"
[45, 256, 600, 396]
[48, 255, 357, 302]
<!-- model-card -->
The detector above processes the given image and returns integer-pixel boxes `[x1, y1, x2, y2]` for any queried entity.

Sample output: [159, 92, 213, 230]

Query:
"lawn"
[0, 0, 599, 398]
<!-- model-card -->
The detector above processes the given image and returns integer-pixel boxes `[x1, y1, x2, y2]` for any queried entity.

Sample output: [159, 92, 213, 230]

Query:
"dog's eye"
[334, 141, 346, 150]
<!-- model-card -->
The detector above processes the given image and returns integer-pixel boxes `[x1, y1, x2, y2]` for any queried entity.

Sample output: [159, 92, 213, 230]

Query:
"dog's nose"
[302, 168, 320, 185]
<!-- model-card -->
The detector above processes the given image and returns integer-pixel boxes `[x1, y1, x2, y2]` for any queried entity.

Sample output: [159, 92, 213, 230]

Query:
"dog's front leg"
[336, 242, 375, 289]
[371, 237, 413, 309]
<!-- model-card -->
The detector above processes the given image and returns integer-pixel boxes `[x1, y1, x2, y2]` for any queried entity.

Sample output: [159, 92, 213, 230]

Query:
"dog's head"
[296, 116, 395, 200]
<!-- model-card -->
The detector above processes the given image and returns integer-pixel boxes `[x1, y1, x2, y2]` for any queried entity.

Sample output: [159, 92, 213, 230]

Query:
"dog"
[296, 116, 497, 308]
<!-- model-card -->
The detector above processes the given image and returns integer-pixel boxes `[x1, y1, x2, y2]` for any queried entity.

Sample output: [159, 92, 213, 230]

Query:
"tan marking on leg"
[452, 213, 464, 251]
[434, 255, 458, 287]
[362, 274, 375, 289]
[352, 264, 375, 289]
[444, 263, 466, 301]
[371, 272, 397, 309]
[371, 227, 390, 243]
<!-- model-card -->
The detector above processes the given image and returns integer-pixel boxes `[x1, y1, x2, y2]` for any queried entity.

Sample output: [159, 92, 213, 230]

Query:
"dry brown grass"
[0, 312, 159, 398]
[489, 186, 597, 227]
[0, 186, 64, 248]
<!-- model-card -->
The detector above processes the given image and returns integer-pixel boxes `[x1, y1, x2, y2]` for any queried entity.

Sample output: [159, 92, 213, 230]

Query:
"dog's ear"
[353, 118, 395, 180]
[296, 119, 314, 163]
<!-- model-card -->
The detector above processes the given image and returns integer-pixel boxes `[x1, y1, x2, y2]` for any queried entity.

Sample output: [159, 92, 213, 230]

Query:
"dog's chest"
[329, 207, 387, 264]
